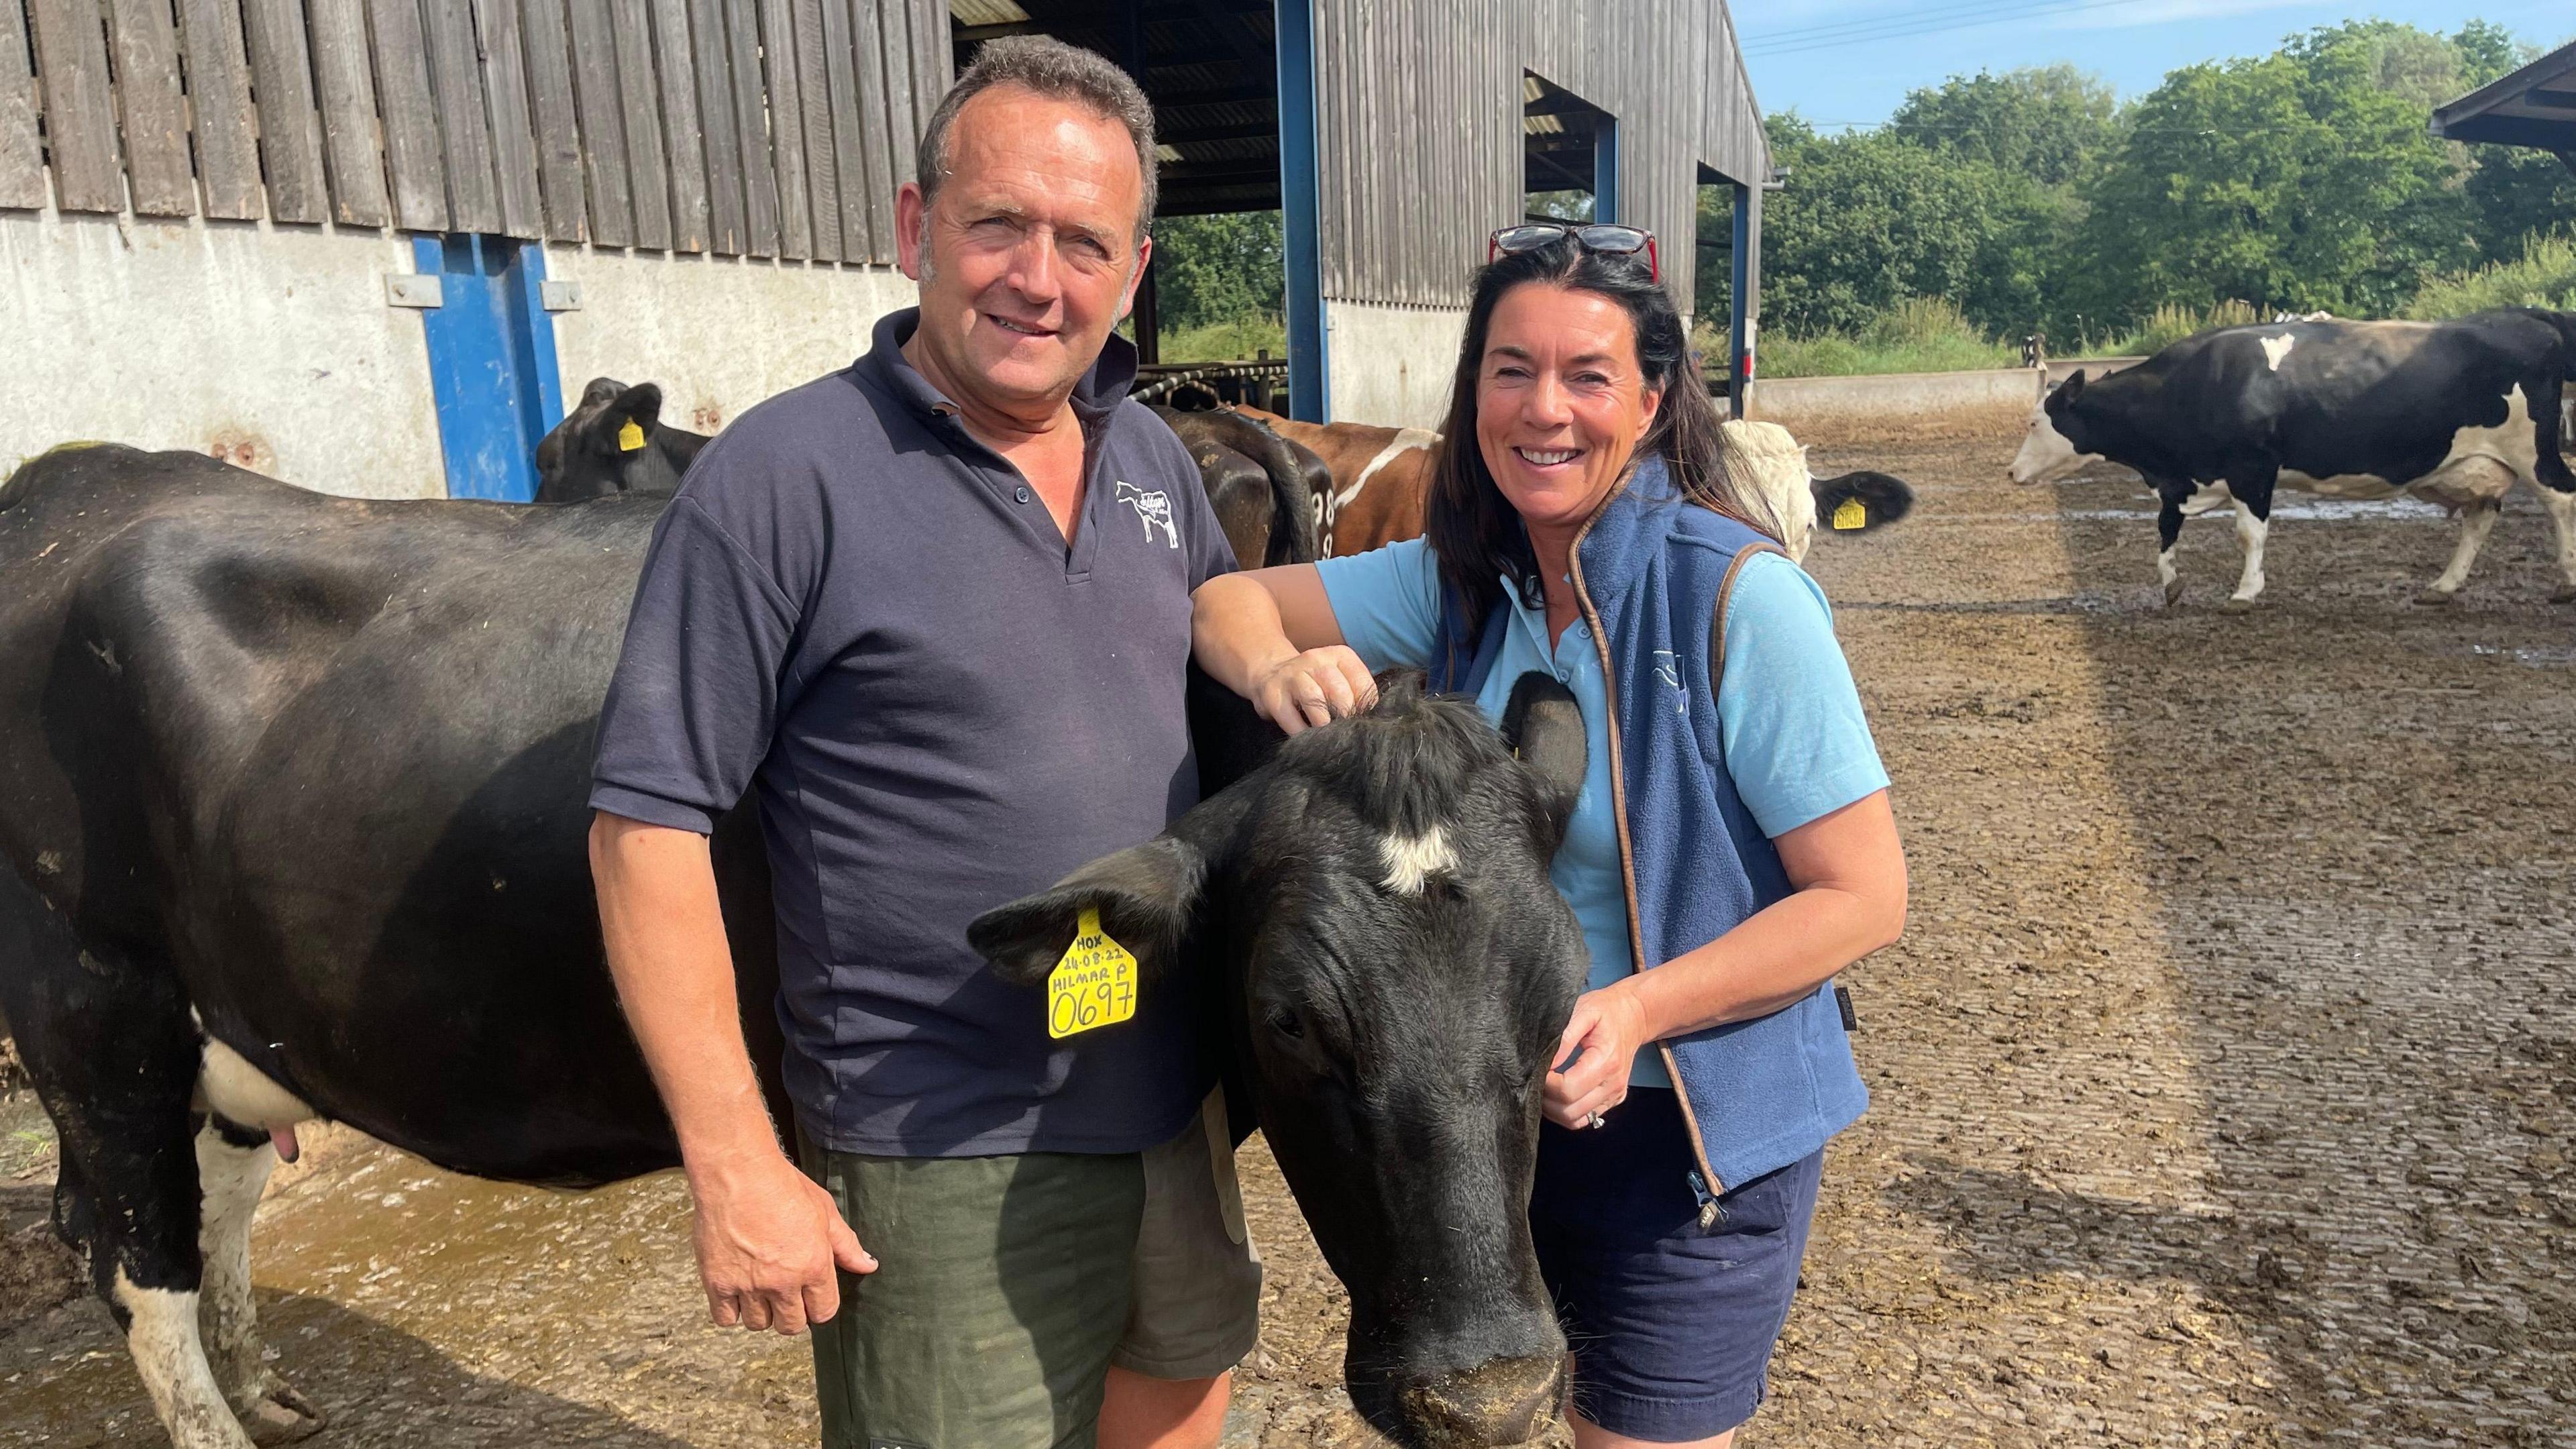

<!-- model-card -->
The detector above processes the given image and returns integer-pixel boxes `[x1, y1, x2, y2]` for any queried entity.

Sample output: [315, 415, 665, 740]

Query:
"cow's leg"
[0, 872, 260, 1449]
[2414, 456, 2517, 604]
[2152, 480, 2190, 606]
[197, 1120, 323, 1442]
[2536, 478, 2576, 604]
[2220, 469, 2277, 612]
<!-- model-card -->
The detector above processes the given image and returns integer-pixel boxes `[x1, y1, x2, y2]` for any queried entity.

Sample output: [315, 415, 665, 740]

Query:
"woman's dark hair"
[1423, 236, 1774, 624]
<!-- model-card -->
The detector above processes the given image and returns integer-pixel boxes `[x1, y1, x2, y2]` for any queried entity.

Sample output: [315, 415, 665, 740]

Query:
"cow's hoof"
[2412, 588, 2457, 607]
[243, 1384, 325, 1445]
[2163, 579, 2185, 607]
[2220, 596, 2259, 614]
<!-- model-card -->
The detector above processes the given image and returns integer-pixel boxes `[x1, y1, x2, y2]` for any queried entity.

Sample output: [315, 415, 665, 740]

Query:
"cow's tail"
[1210, 412, 1322, 566]
[1813, 470, 1917, 533]
[2536, 309, 2576, 494]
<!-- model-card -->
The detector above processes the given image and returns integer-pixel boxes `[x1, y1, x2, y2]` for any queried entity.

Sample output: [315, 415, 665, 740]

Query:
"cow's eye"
[1263, 1005, 1305, 1040]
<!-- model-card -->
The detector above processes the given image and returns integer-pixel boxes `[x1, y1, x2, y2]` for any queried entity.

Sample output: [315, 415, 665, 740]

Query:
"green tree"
[1147, 212, 1283, 333]
[2072, 30, 2477, 327]
[1886, 64, 2119, 187]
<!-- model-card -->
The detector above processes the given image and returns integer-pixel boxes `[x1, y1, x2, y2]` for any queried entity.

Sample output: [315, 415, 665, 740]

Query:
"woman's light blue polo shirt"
[1316, 537, 1888, 1087]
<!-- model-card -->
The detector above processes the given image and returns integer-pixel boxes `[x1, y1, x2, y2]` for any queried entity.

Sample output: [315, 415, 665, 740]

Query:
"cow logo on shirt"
[1114, 482, 1180, 549]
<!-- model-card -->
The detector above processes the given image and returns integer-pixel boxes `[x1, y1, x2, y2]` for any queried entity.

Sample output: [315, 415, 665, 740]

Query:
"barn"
[2430, 38, 2576, 166]
[0, 0, 1770, 498]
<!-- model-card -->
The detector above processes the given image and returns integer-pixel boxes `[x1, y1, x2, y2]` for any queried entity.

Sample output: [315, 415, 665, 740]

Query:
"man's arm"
[591, 812, 875, 1334]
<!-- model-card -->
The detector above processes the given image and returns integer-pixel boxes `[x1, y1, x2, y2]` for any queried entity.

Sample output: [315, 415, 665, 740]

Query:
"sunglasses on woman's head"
[1487, 223, 1659, 282]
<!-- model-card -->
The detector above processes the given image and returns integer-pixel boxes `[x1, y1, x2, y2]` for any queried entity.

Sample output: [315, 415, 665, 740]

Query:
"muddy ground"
[5, 421, 2573, 1446]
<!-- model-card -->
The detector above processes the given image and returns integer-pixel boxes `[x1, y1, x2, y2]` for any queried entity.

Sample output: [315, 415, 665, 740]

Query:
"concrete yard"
[4, 419, 2573, 1447]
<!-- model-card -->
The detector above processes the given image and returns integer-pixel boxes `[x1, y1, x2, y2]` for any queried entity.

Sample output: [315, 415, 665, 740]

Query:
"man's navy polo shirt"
[590, 308, 1235, 1159]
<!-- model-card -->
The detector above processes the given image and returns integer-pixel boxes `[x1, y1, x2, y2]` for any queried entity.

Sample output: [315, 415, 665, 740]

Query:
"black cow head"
[532, 378, 705, 504]
[971, 672, 1590, 1448]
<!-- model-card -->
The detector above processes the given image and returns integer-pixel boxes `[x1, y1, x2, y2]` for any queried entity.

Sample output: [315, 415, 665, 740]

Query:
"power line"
[1742, 0, 2176, 60]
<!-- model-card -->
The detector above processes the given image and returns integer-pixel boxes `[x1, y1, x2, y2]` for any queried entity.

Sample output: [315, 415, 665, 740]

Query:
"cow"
[2008, 310, 2576, 608]
[0, 444, 1575, 1449]
[1149, 405, 1323, 566]
[1232, 405, 1438, 555]
[1719, 419, 1918, 562]
[971, 669, 1590, 1448]
[533, 376, 706, 504]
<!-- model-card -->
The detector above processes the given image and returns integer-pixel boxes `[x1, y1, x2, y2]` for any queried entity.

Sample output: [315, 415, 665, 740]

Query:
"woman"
[1190, 226, 1906, 1449]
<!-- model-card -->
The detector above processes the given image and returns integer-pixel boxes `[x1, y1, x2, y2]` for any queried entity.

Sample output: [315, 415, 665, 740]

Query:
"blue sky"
[1739, 2, 2569, 131]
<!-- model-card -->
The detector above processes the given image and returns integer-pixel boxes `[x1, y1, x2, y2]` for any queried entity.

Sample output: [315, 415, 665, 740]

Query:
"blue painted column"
[414, 234, 566, 500]
[1275, 0, 1328, 422]
[1727, 183, 1758, 418]
[1592, 115, 1619, 225]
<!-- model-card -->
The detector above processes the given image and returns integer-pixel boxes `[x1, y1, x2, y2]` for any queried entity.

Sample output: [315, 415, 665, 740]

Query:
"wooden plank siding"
[612, 8, 675, 250]
[368, 0, 449, 230]
[789, 0, 841, 262]
[845, 0, 894, 262]
[26, 0, 122, 211]
[477, 0, 549, 238]
[176, 0, 262, 217]
[760, 0, 812, 259]
[818, 0, 871, 259]
[649, 0, 712, 250]
[1311, 0, 1766, 311]
[562, 0, 632, 245]
[0, 0, 42, 208]
[307, 0, 391, 225]
[519, 0, 590, 240]
[105, 0, 194, 215]
[241, 0, 329, 221]
[686, 0, 747, 252]
[721, 0, 779, 255]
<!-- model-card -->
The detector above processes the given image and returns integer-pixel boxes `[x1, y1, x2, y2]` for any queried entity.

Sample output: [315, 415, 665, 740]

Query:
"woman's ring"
[1584, 1110, 1606, 1130]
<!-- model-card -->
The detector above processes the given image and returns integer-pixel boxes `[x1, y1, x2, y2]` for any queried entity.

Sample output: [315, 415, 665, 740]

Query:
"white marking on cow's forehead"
[2261, 333, 2296, 371]
[1379, 826, 1455, 895]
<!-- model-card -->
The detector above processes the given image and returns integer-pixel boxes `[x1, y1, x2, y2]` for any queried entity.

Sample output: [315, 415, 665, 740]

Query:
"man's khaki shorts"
[798, 1090, 1262, 1449]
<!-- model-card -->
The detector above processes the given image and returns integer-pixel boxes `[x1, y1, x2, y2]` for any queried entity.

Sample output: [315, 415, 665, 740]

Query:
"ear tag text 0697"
[1046, 906, 1138, 1040]
[1831, 497, 1868, 531]
[617, 419, 647, 452]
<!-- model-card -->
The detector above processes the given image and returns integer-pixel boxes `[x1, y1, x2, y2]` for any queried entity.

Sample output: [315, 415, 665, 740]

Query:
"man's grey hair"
[916, 36, 1159, 241]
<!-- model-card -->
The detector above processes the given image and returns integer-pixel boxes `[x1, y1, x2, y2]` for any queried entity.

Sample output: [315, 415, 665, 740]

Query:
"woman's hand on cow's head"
[1541, 982, 1648, 1130]
[1251, 646, 1378, 735]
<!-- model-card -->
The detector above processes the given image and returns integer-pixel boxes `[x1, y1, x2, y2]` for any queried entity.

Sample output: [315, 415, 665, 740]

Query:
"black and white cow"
[2009, 309, 2576, 608]
[533, 376, 707, 504]
[0, 445, 1571, 1449]
[973, 669, 1589, 1448]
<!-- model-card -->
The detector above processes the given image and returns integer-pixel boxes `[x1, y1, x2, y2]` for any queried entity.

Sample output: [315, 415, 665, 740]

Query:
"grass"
[1711, 296, 2021, 379]
[2404, 232, 2576, 319]
[1153, 315, 1289, 364]
[2099, 299, 2264, 356]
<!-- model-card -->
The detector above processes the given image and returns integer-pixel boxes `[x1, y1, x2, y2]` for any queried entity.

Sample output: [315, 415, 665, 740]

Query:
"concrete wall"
[1325, 302, 1466, 430]
[543, 248, 915, 435]
[1748, 366, 2049, 433]
[0, 205, 919, 498]
[1, 207, 445, 496]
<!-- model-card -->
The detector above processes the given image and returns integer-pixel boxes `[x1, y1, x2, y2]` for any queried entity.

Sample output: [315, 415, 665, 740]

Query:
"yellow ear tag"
[1046, 906, 1138, 1040]
[1831, 497, 1868, 531]
[616, 419, 647, 452]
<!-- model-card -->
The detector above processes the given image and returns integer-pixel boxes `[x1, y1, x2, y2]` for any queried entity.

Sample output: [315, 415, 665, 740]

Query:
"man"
[587, 37, 1259, 1449]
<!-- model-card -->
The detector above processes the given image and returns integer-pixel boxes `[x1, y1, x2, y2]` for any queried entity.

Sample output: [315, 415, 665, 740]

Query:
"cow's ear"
[2049, 370, 2086, 413]
[1811, 470, 1916, 534]
[612, 382, 665, 437]
[1501, 672, 1585, 824]
[580, 376, 627, 409]
[968, 835, 1208, 988]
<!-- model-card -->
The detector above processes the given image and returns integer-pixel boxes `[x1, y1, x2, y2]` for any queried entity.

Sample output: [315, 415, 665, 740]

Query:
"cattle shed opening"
[2432, 40, 2576, 171]
[951, 0, 1770, 428]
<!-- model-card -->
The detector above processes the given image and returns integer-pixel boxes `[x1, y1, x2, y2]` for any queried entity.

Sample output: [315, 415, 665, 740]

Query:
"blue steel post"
[1592, 115, 1619, 224]
[1728, 182, 1754, 417]
[1275, 0, 1328, 421]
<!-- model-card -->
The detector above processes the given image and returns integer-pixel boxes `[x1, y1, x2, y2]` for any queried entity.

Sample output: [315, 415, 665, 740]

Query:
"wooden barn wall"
[0, 0, 949, 263]
[1311, 0, 1766, 310]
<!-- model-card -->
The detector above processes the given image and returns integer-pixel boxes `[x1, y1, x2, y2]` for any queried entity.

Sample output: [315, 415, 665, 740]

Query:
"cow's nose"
[1395, 1353, 1562, 1447]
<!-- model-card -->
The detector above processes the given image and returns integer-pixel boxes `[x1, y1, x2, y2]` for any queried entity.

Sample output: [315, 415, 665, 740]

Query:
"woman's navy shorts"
[1529, 1087, 1823, 1442]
